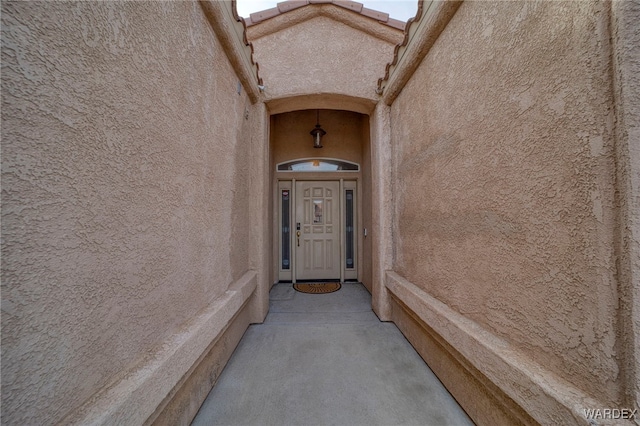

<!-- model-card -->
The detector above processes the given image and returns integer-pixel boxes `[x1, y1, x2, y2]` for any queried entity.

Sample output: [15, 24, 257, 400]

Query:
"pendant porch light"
[310, 110, 326, 149]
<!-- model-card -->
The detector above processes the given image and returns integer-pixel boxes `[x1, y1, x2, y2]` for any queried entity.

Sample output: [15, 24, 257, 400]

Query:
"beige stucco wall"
[271, 109, 365, 167]
[389, 0, 626, 417]
[1, 2, 261, 424]
[249, 9, 401, 105]
[3, 0, 635, 424]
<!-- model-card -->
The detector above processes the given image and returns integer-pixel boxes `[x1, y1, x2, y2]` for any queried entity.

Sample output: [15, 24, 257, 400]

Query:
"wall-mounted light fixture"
[310, 110, 326, 149]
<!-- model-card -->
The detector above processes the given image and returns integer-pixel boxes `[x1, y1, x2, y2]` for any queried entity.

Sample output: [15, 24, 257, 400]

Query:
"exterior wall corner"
[370, 102, 394, 320]
[610, 0, 640, 412]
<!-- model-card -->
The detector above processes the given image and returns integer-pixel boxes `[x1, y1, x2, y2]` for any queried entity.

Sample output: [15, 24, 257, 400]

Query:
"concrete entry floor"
[192, 283, 474, 426]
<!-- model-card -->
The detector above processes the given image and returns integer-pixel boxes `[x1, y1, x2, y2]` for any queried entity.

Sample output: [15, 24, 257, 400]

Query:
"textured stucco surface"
[249, 11, 400, 103]
[391, 0, 622, 406]
[1, 2, 256, 424]
[3, 0, 637, 424]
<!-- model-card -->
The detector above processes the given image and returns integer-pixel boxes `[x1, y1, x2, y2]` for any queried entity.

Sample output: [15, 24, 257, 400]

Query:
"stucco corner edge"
[379, 0, 462, 106]
[200, 0, 262, 103]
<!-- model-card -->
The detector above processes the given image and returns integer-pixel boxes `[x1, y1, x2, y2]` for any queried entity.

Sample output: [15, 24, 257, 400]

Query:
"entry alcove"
[269, 109, 372, 290]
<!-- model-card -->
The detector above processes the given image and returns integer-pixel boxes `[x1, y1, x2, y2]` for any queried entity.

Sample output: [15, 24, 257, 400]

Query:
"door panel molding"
[296, 181, 340, 280]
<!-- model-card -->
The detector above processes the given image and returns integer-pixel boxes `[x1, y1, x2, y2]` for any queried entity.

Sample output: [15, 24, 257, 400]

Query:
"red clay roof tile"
[277, 1, 309, 13]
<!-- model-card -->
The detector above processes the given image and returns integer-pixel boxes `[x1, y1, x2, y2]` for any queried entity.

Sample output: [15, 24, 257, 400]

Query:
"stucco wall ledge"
[385, 271, 633, 426]
[61, 271, 258, 425]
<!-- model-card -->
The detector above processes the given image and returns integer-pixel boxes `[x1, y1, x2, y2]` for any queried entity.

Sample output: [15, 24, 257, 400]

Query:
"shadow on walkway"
[192, 283, 473, 426]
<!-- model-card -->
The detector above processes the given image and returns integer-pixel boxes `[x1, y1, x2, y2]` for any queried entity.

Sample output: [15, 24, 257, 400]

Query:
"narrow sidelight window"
[346, 190, 354, 269]
[282, 190, 290, 270]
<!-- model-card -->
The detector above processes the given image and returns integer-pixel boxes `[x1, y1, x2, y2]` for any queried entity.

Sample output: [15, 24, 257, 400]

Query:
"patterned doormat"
[293, 282, 341, 294]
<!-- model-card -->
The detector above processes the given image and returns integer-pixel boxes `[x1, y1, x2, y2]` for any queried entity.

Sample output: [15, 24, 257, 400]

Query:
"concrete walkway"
[192, 283, 473, 426]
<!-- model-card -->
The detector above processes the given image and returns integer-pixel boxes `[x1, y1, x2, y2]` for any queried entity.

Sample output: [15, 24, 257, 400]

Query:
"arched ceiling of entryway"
[266, 93, 376, 115]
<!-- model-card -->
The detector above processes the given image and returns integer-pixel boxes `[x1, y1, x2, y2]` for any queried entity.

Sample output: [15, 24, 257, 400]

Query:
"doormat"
[293, 282, 341, 294]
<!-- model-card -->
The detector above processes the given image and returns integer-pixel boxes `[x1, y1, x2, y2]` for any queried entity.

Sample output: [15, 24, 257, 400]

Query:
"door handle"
[296, 231, 301, 246]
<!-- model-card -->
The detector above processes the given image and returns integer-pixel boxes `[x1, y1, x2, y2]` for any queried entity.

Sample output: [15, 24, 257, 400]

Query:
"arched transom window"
[277, 158, 359, 172]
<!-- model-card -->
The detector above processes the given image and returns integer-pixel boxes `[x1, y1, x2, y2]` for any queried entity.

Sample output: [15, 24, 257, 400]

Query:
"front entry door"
[295, 181, 340, 280]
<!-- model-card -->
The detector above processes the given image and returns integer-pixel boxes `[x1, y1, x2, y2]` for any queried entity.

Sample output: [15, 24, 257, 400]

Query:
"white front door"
[295, 181, 341, 280]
